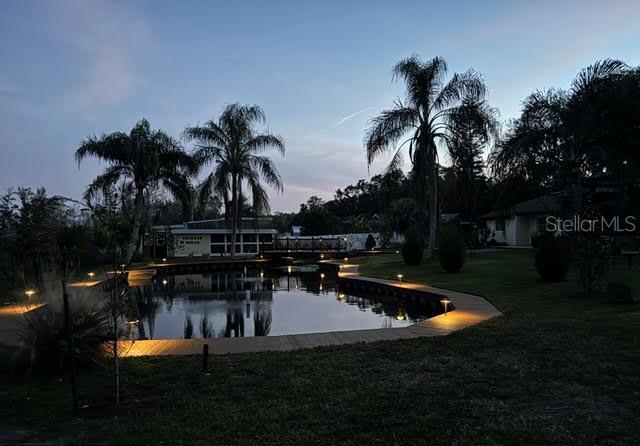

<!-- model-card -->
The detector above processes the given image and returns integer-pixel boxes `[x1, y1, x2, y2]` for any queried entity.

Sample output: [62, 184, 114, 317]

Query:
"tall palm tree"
[75, 119, 197, 263]
[365, 56, 494, 254]
[184, 104, 285, 258]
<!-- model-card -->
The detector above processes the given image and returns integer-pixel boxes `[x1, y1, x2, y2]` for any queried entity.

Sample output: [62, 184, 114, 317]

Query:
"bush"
[607, 282, 636, 304]
[14, 293, 110, 375]
[438, 226, 466, 273]
[401, 231, 423, 266]
[365, 233, 376, 251]
[574, 235, 610, 295]
[535, 234, 571, 282]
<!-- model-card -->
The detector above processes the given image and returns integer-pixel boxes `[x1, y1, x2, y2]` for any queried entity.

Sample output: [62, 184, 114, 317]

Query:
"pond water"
[124, 265, 444, 340]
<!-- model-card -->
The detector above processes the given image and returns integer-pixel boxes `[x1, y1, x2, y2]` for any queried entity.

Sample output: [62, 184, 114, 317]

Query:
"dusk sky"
[1, 0, 639, 212]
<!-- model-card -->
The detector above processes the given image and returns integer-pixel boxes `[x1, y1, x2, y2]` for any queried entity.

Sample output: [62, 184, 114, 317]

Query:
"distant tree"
[293, 196, 337, 236]
[184, 104, 285, 258]
[75, 119, 197, 263]
[365, 56, 496, 255]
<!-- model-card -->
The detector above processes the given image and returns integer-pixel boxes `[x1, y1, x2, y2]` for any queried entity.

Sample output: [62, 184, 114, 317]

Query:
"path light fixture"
[260, 271, 264, 279]
[320, 273, 325, 280]
[344, 257, 348, 264]
[397, 274, 403, 286]
[162, 258, 167, 262]
[396, 310, 406, 321]
[88, 272, 95, 279]
[395, 250, 400, 254]
[162, 278, 168, 286]
[25, 289, 36, 299]
[125, 319, 139, 325]
[338, 293, 346, 300]
[441, 298, 451, 316]
[287, 266, 292, 274]
[320, 254, 324, 260]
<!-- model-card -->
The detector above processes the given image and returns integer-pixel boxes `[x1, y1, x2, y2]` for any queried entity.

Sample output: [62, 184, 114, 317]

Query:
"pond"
[124, 265, 444, 340]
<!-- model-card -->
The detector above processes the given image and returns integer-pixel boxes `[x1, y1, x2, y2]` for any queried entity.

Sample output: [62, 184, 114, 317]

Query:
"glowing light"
[87, 272, 95, 279]
[320, 254, 324, 260]
[320, 273, 325, 279]
[319, 284, 323, 291]
[260, 271, 264, 279]
[338, 293, 346, 300]
[344, 257, 348, 263]
[287, 266, 292, 274]
[395, 313, 406, 321]
[24, 289, 36, 299]
[162, 258, 167, 262]
[162, 279, 168, 286]
[397, 274, 404, 286]
[125, 319, 139, 325]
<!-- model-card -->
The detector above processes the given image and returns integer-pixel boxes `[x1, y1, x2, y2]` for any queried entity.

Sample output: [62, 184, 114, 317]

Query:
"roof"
[152, 217, 276, 232]
[479, 194, 562, 220]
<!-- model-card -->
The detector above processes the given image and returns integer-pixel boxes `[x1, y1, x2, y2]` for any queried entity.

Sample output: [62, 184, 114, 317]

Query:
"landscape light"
[320, 254, 324, 259]
[395, 250, 399, 254]
[338, 293, 346, 300]
[395, 313, 406, 321]
[397, 274, 403, 285]
[441, 298, 451, 316]
[320, 273, 325, 279]
[88, 272, 95, 279]
[162, 258, 167, 262]
[287, 266, 292, 274]
[260, 271, 264, 279]
[162, 278, 168, 286]
[344, 257, 348, 263]
[125, 319, 139, 325]
[25, 289, 36, 299]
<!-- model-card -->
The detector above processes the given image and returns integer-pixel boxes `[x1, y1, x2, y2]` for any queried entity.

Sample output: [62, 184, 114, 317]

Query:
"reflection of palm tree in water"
[200, 314, 213, 338]
[184, 315, 194, 339]
[224, 308, 244, 337]
[254, 310, 272, 336]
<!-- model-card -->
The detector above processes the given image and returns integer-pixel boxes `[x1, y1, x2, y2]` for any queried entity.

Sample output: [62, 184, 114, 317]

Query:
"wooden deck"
[119, 261, 502, 357]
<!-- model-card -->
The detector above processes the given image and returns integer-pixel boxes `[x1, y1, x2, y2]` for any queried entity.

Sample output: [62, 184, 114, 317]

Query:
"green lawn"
[2, 250, 640, 445]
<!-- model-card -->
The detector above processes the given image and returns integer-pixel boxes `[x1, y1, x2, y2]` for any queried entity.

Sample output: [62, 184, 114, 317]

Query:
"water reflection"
[124, 266, 444, 340]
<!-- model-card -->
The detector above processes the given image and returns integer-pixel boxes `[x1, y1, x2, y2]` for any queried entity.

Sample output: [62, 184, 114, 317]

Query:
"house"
[479, 194, 562, 246]
[146, 217, 277, 258]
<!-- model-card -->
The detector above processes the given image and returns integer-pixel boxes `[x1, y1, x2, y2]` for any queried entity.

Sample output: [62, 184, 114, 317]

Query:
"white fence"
[276, 232, 404, 251]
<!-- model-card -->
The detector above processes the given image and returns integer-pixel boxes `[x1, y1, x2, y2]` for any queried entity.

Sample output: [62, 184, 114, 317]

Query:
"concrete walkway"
[119, 261, 502, 357]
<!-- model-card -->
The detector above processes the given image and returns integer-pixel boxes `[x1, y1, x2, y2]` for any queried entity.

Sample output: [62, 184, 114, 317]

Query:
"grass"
[2, 250, 640, 444]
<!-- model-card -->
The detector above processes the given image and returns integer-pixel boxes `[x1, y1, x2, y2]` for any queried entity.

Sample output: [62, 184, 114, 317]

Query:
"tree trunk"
[427, 158, 438, 257]
[230, 174, 238, 259]
[126, 188, 145, 264]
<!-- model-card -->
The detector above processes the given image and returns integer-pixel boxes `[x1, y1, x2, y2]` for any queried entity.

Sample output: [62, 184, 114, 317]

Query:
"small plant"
[535, 234, 571, 282]
[607, 282, 636, 304]
[365, 233, 376, 251]
[438, 226, 466, 273]
[14, 293, 109, 375]
[401, 231, 423, 266]
[573, 235, 610, 294]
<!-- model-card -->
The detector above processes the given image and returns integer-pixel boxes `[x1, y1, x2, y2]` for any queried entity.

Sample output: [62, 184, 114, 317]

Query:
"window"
[495, 219, 506, 232]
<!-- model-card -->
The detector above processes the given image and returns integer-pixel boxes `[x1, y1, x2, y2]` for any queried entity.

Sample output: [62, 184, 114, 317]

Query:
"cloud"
[43, 0, 152, 110]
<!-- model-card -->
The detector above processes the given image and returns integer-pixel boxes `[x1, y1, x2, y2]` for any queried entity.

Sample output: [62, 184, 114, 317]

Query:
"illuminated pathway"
[119, 260, 502, 357]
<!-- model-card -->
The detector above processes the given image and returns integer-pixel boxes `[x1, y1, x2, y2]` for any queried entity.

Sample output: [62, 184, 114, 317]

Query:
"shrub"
[573, 235, 610, 294]
[535, 234, 571, 282]
[14, 295, 110, 375]
[365, 233, 376, 251]
[607, 282, 636, 304]
[401, 231, 423, 266]
[438, 226, 466, 273]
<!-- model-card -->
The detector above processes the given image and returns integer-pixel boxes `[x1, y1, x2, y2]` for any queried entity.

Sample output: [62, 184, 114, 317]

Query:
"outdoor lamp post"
[88, 272, 95, 279]
[397, 274, 403, 286]
[25, 289, 36, 300]
[441, 298, 451, 316]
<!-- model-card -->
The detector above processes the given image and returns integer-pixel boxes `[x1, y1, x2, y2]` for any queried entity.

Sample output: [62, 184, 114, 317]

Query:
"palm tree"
[75, 119, 197, 263]
[184, 104, 285, 258]
[365, 56, 495, 254]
